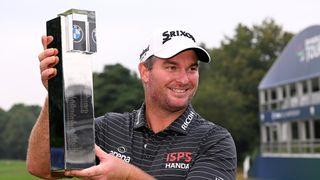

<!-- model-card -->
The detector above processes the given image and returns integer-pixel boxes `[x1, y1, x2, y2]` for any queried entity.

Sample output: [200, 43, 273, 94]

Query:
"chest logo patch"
[110, 146, 131, 163]
[164, 152, 192, 169]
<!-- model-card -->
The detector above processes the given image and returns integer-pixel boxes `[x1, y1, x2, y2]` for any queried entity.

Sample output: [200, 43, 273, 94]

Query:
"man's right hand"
[38, 35, 59, 90]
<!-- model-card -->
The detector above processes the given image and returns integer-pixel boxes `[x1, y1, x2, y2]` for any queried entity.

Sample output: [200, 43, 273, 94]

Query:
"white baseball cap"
[139, 27, 211, 63]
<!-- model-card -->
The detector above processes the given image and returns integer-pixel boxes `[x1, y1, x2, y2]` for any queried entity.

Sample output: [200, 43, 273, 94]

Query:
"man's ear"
[138, 62, 149, 83]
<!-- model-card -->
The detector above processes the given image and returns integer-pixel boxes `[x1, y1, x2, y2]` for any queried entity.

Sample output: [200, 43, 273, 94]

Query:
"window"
[266, 126, 270, 142]
[291, 122, 299, 140]
[312, 78, 320, 92]
[302, 81, 308, 94]
[271, 89, 277, 100]
[272, 128, 278, 142]
[282, 86, 287, 99]
[314, 120, 320, 139]
[305, 121, 310, 139]
[264, 91, 268, 102]
[290, 84, 297, 97]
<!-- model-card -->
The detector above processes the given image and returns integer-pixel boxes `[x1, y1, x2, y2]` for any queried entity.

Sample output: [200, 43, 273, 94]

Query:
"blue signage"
[259, 25, 320, 90]
[260, 104, 320, 123]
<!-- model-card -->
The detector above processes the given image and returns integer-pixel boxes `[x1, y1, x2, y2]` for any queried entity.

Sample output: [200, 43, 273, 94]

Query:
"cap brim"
[154, 43, 211, 63]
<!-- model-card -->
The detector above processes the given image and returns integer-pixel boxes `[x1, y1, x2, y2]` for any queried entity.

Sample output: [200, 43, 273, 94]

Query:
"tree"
[193, 18, 293, 163]
[0, 107, 9, 157]
[93, 64, 144, 117]
[1, 104, 40, 159]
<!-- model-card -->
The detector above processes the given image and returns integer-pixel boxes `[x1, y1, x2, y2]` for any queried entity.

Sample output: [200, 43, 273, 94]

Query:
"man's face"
[140, 49, 199, 112]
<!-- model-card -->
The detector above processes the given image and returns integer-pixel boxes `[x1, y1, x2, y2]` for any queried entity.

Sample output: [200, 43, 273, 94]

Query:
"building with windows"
[249, 25, 320, 179]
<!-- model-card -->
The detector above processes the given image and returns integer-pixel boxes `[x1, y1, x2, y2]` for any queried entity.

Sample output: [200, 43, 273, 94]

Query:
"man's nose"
[175, 69, 189, 84]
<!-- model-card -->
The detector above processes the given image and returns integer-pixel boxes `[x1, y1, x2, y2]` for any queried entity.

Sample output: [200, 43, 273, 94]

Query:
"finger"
[38, 48, 58, 62]
[65, 166, 101, 178]
[66, 172, 102, 180]
[95, 145, 108, 160]
[41, 35, 54, 50]
[83, 175, 104, 180]
[39, 56, 59, 72]
[41, 68, 57, 82]
[47, 36, 54, 46]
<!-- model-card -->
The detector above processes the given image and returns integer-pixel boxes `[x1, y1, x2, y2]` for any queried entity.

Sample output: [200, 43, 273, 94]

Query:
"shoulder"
[95, 111, 136, 128]
[193, 115, 231, 137]
[192, 115, 236, 153]
[188, 116, 237, 180]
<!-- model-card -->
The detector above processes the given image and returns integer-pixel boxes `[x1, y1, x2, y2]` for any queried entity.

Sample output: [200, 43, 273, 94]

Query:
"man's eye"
[167, 66, 176, 70]
[190, 66, 198, 71]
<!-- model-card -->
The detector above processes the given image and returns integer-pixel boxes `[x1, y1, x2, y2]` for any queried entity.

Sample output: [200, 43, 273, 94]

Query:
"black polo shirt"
[95, 104, 237, 180]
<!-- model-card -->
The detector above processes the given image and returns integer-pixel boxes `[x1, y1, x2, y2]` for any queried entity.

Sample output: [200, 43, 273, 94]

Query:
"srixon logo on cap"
[162, 30, 196, 44]
[140, 45, 150, 60]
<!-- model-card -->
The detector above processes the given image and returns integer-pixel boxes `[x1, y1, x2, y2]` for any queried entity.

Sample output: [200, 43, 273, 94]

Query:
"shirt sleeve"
[94, 115, 105, 147]
[186, 127, 237, 180]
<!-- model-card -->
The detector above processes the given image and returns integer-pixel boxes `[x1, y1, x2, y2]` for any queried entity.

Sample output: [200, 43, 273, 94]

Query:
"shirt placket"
[143, 133, 159, 165]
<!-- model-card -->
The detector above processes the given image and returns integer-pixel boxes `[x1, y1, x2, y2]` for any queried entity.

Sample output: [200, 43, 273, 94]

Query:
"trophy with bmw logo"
[46, 9, 96, 174]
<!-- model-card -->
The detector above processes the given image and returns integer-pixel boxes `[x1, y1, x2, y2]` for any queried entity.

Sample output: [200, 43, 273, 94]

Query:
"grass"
[0, 160, 38, 180]
[0, 160, 246, 180]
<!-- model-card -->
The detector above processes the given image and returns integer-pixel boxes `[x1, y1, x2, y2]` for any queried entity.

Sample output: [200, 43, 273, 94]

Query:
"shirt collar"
[133, 104, 147, 129]
[133, 103, 197, 135]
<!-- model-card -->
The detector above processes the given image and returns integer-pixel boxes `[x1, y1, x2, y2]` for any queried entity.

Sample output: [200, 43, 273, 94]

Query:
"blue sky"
[1, 0, 320, 110]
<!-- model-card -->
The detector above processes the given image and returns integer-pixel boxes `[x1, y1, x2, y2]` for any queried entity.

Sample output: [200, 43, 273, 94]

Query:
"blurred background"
[1, 0, 320, 179]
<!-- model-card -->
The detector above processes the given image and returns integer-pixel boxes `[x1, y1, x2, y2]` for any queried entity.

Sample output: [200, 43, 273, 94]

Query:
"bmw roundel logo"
[73, 25, 83, 43]
[92, 28, 96, 43]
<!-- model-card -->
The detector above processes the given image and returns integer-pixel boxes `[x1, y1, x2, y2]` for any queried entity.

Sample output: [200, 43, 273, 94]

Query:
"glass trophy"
[46, 9, 96, 173]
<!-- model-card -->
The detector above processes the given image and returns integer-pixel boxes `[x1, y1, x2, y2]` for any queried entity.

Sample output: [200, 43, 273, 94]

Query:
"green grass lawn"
[0, 160, 246, 180]
[0, 160, 38, 180]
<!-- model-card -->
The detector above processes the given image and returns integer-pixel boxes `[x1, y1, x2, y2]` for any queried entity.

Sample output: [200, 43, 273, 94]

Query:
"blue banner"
[260, 104, 320, 123]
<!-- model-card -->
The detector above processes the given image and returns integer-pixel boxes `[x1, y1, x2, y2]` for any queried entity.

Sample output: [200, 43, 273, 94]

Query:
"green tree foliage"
[0, 104, 40, 159]
[93, 63, 144, 117]
[193, 18, 293, 163]
[0, 64, 143, 160]
[0, 108, 9, 157]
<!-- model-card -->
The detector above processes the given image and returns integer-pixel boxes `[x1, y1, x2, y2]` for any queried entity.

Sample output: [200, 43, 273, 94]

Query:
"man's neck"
[144, 103, 186, 133]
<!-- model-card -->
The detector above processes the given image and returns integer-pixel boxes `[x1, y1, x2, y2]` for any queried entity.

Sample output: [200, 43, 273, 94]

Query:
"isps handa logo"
[164, 152, 192, 169]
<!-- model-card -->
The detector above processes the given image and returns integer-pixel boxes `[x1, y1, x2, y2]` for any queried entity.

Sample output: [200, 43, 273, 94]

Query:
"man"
[27, 27, 237, 180]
